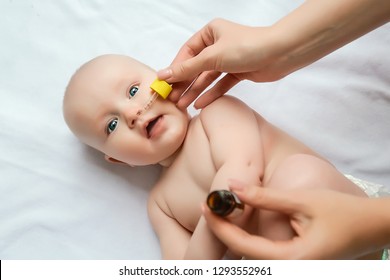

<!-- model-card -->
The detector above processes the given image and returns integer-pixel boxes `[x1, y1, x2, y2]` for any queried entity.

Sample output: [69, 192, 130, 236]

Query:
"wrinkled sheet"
[1, 0, 389, 259]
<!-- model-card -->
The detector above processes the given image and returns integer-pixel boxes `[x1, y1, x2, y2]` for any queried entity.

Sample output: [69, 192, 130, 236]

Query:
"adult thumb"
[157, 50, 214, 83]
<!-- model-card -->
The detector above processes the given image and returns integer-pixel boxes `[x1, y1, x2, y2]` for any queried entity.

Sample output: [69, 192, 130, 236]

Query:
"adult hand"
[157, 18, 284, 109]
[158, 1, 390, 109]
[203, 182, 389, 259]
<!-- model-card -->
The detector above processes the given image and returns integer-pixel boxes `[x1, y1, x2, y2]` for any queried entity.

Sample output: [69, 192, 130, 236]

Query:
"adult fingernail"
[157, 68, 172, 80]
[201, 203, 209, 214]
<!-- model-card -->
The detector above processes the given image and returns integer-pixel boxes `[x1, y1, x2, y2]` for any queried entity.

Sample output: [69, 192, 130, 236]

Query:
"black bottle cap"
[207, 190, 237, 216]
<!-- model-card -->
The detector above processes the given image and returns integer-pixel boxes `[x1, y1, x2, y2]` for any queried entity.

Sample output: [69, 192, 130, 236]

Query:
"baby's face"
[63, 54, 189, 166]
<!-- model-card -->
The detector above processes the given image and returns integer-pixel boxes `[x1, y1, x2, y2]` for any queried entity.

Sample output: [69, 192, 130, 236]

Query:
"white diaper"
[345, 174, 390, 260]
[345, 174, 390, 198]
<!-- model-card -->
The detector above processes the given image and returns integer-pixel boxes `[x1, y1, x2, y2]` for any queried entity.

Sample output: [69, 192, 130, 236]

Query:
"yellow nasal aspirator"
[141, 79, 172, 113]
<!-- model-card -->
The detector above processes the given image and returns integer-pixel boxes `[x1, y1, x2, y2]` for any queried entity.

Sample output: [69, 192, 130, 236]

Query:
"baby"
[63, 54, 380, 259]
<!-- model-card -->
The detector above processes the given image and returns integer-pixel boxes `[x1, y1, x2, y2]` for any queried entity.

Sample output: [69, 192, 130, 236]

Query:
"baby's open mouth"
[146, 115, 162, 138]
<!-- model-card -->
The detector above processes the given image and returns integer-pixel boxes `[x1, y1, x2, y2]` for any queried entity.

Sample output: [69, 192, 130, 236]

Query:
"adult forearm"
[270, 0, 390, 76]
[365, 197, 390, 252]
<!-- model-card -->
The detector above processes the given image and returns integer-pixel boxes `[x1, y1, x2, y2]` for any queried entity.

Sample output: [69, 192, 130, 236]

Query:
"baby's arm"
[185, 96, 265, 259]
[148, 189, 191, 259]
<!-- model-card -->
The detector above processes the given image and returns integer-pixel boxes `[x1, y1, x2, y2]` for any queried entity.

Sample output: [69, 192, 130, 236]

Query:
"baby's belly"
[259, 118, 323, 184]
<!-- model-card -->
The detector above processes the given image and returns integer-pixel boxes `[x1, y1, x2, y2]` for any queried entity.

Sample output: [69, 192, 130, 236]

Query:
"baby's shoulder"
[199, 95, 263, 123]
[198, 95, 267, 135]
[200, 95, 248, 115]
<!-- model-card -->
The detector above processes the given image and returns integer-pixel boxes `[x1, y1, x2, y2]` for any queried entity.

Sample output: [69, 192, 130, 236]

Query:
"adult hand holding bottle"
[202, 182, 390, 259]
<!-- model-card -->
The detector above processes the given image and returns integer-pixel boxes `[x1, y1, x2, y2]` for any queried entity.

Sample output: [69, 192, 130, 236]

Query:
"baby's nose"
[124, 106, 142, 129]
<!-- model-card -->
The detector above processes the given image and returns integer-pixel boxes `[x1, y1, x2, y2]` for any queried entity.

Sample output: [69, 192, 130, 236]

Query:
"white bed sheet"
[1, 0, 389, 259]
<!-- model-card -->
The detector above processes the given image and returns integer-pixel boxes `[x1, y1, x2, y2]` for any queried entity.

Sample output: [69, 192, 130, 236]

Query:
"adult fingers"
[202, 204, 297, 259]
[167, 80, 193, 104]
[174, 71, 221, 109]
[158, 52, 214, 104]
[170, 24, 213, 65]
[158, 48, 216, 84]
[157, 31, 212, 102]
[193, 73, 241, 109]
[229, 181, 306, 215]
[157, 21, 216, 82]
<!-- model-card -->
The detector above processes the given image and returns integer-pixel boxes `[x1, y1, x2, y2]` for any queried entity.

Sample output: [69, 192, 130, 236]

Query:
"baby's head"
[63, 54, 189, 167]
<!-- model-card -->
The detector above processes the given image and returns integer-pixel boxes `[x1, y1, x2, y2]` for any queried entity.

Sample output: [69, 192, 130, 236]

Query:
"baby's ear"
[104, 155, 125, 165]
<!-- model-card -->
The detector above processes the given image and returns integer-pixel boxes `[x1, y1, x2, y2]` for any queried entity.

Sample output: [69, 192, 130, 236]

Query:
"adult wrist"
[257, 24, 305, 81]
[367, 198, 390, 250]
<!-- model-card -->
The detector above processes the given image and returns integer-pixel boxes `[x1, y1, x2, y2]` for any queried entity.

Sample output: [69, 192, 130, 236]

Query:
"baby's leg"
[258, 153, 381, 259]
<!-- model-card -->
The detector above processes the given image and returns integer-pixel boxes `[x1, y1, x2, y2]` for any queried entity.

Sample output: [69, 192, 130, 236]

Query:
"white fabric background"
[0, 0, 389, 259]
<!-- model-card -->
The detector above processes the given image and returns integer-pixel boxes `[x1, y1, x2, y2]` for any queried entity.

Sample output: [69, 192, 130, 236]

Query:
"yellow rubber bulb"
[150, 79, 172, 99]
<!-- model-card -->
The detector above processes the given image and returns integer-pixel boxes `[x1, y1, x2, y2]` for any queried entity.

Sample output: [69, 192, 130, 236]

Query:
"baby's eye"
[129, 85, 139, 98]
[107, 119, 118, 134]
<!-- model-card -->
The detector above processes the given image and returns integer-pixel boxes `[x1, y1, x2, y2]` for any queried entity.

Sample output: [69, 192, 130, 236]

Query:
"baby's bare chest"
[158, 120, 217, 232]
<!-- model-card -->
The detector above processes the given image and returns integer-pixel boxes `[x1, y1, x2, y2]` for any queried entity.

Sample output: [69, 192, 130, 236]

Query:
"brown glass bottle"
[206, 190, 244, 217]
